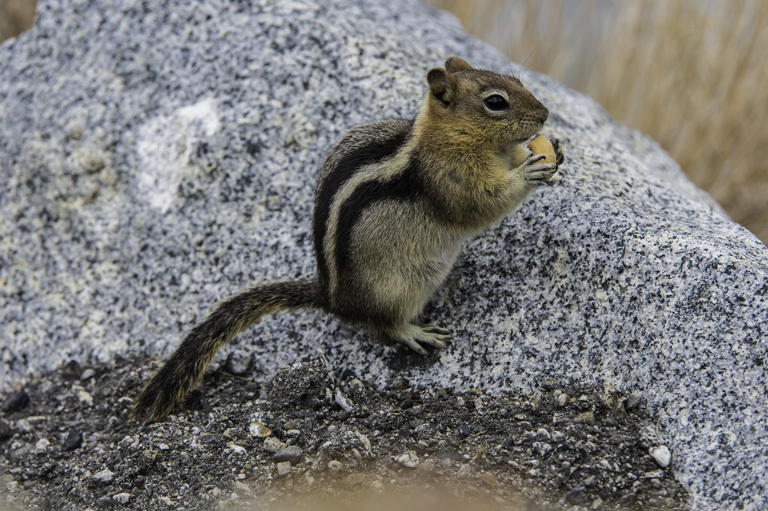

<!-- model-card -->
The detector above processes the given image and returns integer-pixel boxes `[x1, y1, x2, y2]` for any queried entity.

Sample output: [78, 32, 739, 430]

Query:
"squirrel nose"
[539, 106, 549, 124]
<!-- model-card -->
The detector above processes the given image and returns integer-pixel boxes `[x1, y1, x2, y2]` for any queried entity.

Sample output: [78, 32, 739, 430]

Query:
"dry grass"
[430, 0, 768, 243]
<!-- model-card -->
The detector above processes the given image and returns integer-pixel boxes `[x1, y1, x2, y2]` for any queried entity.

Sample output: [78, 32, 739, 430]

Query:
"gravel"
[0, 356, 688, 510]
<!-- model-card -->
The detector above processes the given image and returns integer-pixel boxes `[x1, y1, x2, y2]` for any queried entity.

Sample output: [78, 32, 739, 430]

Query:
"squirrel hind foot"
[379, 323, 453, 355]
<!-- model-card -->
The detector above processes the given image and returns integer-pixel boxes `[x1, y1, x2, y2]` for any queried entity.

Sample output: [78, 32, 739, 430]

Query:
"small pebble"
[276, 461, 291, 477]
[249, 421, 272, 438]
[273, 445, 303, 465]
[113, 493, 130, 505]
[529, 391, 542, 411]
[533, 442, 552, 457]
[456, 464, 473, 478]
[63, 429, 83, 451]
[334, 388, 354, 412]
[575, 411, 596, 425]
[80, 368, 97, 381]
[93, 469, 114, 483]
[354, 430, 372, 453]
[649, 445, 671, 468]
[481, 473, 498, 487]
[77, 389, 94, 407]
[224, 352, 252, 375]
[226, 443, 247, 455]
[263, 436, 287, 453]
[61, 360, 82, 380]
[394, 450, 419, 469]
[565, 487, 587, 505]
[0, 420, 12, 441]
[416, 459, 435, 473]
[458, 424, 470, 438]
[5, 390, 30, 413]
[15, 419, 32, 433]
[393, 378, 409, 390]
[624, 394, 642, 411]
[327, 460, 343, 472]
[541, 379, 558, 391]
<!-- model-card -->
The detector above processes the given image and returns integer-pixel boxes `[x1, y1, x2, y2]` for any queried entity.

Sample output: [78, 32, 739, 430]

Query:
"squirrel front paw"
[524, 154, 558, 184]
[526, 137, 565, 184]
[546, 137, 566, 183]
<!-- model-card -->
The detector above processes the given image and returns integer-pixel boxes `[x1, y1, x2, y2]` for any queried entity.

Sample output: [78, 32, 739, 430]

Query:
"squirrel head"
[423, 57, 549, 154]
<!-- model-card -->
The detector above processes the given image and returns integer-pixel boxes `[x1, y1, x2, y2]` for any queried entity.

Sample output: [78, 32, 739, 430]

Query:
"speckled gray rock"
[1, 0, 766, 509]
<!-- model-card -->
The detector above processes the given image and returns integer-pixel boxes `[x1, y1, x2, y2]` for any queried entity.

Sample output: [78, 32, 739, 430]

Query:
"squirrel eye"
[483, 94, 508, 111]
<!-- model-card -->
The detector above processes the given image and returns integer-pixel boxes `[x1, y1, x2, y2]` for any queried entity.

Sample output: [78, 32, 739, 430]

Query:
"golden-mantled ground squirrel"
[132, 57, 564, 421]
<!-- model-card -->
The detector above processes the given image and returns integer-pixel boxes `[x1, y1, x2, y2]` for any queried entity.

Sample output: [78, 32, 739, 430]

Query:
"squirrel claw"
[525, 157, 557, 184]
[550, 137, 566, 167]
[383, 323, 452, 354]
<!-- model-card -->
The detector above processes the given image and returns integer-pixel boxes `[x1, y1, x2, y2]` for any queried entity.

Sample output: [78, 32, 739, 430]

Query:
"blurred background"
[2, 0, 766, 243]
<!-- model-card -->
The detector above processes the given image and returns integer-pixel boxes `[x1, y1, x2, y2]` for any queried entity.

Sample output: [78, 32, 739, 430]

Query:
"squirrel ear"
[445, 56, 472, 73]
[427, 68, 455, 107]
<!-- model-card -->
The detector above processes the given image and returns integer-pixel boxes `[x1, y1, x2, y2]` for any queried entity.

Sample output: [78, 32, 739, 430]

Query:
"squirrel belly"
[132, 57, 564, 421]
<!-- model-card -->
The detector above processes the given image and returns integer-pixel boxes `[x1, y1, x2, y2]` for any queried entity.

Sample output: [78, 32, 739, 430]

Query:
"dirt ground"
[0, 354, 688, 510]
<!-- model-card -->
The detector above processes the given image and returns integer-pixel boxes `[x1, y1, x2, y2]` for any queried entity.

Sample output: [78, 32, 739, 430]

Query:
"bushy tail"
[132, 280, 318, 421]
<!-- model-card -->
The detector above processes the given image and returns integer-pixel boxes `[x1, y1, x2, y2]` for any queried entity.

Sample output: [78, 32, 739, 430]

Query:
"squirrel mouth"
[518, 133, 539, 155]
[515, 133, 538, 145]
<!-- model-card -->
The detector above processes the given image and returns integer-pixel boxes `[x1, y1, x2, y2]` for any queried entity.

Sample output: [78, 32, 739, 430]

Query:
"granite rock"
[0, 0, 766, 509]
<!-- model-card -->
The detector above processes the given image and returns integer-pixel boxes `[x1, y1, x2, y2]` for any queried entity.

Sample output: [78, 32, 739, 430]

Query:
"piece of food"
[527, 134, 556, 165]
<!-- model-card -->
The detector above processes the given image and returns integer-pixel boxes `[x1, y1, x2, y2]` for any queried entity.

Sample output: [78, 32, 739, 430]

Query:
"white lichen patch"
[136, 98, 220, 212]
